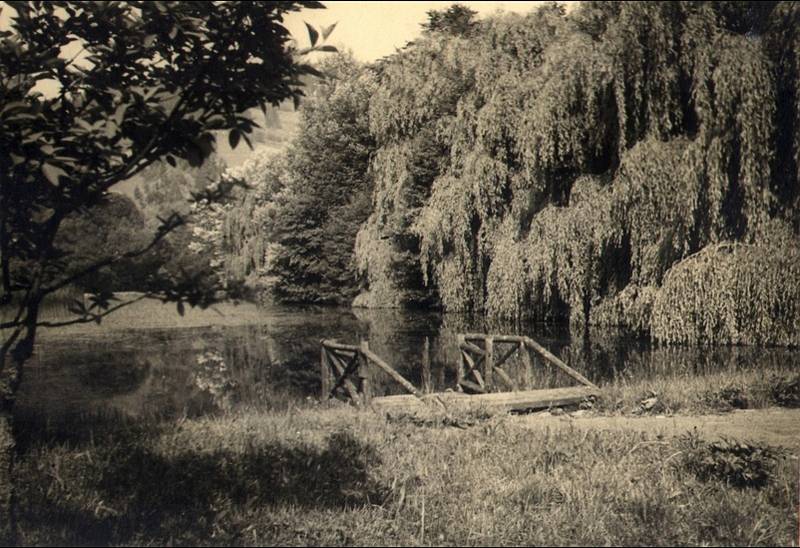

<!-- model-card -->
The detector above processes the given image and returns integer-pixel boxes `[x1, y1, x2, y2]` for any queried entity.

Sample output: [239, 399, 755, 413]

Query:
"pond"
[14, 298, 800, 423]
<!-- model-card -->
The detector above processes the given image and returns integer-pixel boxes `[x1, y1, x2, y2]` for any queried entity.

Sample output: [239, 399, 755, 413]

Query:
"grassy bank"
[592, 369, 800, 415]
[29, 293, 271, 335]
[15, 401, 798, 546]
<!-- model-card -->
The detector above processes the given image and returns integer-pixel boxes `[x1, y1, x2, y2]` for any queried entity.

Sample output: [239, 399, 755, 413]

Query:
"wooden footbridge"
[320, 333, 600, 413]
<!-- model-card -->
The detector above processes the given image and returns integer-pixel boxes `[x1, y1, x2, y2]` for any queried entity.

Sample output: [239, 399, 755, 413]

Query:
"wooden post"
[421, 336, 432, 395]
[359, 341, 372, 405]
[456, 334, 465, 392]
[520, 341, 532, 390]
[320, 344, 332, 400]
[360, 376, 371, 405]
[484, 337, 494, 392]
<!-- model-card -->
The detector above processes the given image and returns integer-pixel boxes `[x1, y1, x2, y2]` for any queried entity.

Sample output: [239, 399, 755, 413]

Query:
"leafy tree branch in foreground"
[0, 1, 334, 543]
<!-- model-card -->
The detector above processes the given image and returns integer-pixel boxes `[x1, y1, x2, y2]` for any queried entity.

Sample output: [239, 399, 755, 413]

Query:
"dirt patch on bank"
[516, 407, 800, 452]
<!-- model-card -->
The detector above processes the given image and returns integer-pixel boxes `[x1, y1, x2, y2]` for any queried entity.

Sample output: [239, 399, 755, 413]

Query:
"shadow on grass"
[17, 416, 386, 546]
[13, 405, 167, 454]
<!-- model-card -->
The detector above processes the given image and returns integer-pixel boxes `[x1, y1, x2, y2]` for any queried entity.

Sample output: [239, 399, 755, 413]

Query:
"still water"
[15, 299, 800, 422]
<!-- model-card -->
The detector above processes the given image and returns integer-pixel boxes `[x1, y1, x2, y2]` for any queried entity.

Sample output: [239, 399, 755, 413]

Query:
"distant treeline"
[91, 2, 800, 346]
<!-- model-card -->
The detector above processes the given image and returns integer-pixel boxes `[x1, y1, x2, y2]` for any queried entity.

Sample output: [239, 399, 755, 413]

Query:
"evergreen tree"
[269, 55, 377, 303]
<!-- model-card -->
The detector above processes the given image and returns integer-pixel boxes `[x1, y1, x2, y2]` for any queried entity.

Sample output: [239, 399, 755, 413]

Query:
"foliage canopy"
[350, 1, 800, 344]
[0, 2, 333, 541]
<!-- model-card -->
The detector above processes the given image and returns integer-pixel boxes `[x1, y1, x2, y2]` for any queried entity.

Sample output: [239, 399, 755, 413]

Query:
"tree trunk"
[0, 347, 22, 546]
[0, 305, 39, 546]
[0, 406, 16, 546]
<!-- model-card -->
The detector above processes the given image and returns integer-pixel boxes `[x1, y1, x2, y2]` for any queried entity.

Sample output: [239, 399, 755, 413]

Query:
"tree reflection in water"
[15, 305, 800, 428]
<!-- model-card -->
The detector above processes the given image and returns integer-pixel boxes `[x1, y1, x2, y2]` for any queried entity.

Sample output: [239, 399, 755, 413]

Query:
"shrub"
[770, 374, 800, 407]
[701, 386, 749, 411]
[677, 432, 781, 489]
[592, 284, 657, 333]
[652, 243, 800, 346]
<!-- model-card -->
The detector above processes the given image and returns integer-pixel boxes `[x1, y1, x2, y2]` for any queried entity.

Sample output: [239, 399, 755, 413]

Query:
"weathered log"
[461, 350, 485, 388]
[372, 386, 600, 413]
[321, 339, 360, 352]
[523, 336, 600, 390]
[494, 366, 516, 391]
[494, 343, 519, 369]
[328, 347, 358, 377]
[458, 379, 486, 394]
[463, 333, 526, 343]
[329, 348, 358, 361]
[459, 340, 485, 356]
[361, 342, 424, 399]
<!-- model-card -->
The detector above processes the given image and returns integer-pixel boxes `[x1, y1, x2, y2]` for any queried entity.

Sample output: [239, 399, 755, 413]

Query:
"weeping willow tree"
[207, 151, 288, 296]
[652, 242, 800, 346]
[354, 26, 476, 307]
[356, 1, 800, 345]
[357, 5, 566, 309]
[223, 155, 282, 285]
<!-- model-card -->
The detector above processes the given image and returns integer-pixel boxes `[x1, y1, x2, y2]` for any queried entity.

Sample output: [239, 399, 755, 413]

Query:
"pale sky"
[284, 2, 576, 61]
[0, 1, 575, 109]
[0, 2, 574, 63]
[0, 1, 577, 172]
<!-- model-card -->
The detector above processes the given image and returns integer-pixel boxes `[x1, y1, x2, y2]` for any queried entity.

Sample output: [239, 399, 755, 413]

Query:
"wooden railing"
[321, 333, 599, 406]
[320, 339, 424, 406]
[457, 333, 599, 394]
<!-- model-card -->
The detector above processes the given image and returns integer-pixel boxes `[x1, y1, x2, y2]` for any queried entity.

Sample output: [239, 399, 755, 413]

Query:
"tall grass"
[595, 369, 800, 414]
[14, 404, 798, 546]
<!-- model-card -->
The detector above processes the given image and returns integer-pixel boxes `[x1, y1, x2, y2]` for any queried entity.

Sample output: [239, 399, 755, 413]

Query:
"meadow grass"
[594, 368, 800, 415]
[14, 400, 798, 546]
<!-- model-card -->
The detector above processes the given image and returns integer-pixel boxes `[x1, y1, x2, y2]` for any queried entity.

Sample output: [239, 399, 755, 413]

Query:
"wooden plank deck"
[371, 386, 600, 413]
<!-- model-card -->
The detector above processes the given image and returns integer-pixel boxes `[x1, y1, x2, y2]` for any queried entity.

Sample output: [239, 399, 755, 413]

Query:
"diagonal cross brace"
[327, 350, 362, 403]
